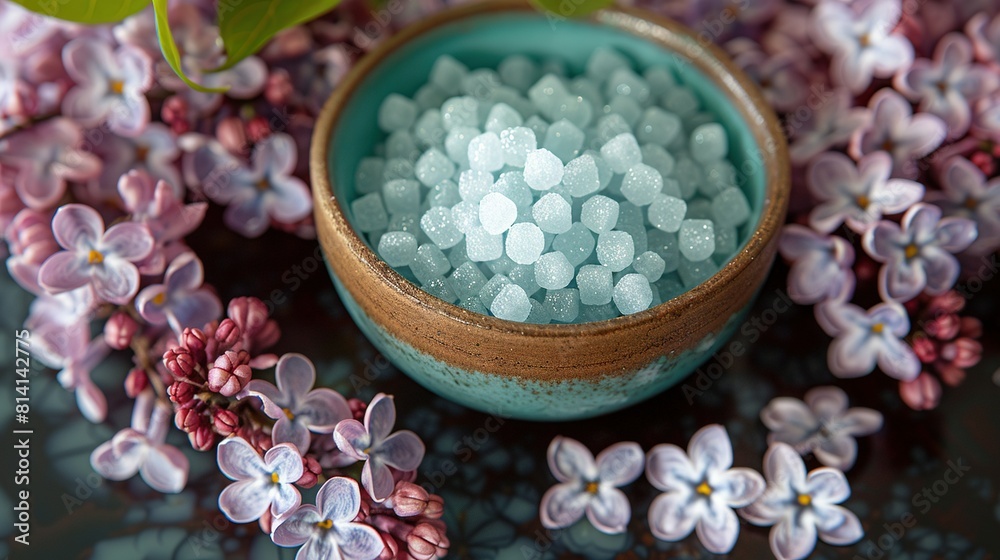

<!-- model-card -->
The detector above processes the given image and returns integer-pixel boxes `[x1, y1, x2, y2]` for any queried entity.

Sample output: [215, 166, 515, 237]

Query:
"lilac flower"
[967, 11, 1000, 64]
[862, 203, 977, 301]
[217, 437, 303, 523]
[806, 151, 924, 234]
[243, 353, 351, 454]
[778, 224, 856, 304]
[729, 40, 810, 113]
[38, 204, 154, 304]
[818, 300, 920, 381]
[271, 477, 384, 560]
[972, 93, 1000, 141]
[32, 320, 110, 423]
[0, 118, 102, 209]
[740, 443, 863, 560]
[118, 170, 207, 245]
[182, 133, 311, 238]
[811, 0, 914, 93]
[61, 38, 153, 137]
[788, 88, 872, 165]
[761, 386, 883, 471]
[5, 208, 59, 296]
[91, 390, 189, 493]
[538, 436, 644, 534]
[646, 425, 765, 553]
[88, 124, 182, 201]
[136, 253, 222, 334]
[927, 156, 1000, 255]
[849, 89, 947, 178]
[895, 33, 997, 138]
[334, 393, 425, 502]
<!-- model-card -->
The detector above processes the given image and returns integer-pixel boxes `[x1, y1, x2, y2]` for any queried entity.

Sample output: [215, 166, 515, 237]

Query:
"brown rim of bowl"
[311, 0, 790, 339]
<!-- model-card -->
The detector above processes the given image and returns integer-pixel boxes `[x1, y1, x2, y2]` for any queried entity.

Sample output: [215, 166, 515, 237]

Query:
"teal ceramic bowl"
[311, 0, 789, 420]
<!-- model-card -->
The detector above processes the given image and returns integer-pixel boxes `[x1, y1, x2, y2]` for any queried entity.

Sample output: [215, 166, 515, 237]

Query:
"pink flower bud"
[924, 313, 960, 340]
[348, 398, 367, 421]
[264, 69, 294, 106]
[406, 522, 449, 560]
[227, 297, 270, 339]
[189, 425, 216, 451]
[217, 116, 249, 156]
[943, 338, 982, 369]
[182, 327, 208, 361]
[295, 456, 322, 488]
[124, 368, 149, 398]
[388, 482, 432, 517]
[163, 347, 197, 379]
[910, 335, 937, 363]
[104, 311, 139, 350]
[214, 318, 241, 350]
[959, 316, 982, 338]
[175, 406, 204, 432]
[247, 116, 271, 143]
[208, 350, 252, 396]
[376, 534, 399, 560]
[168, 381, 196, 406]
[899, 373, 941, 411]
[212, 408, 239, 436]
[423, 493, 444, 520]
[161, 95, 190, 134]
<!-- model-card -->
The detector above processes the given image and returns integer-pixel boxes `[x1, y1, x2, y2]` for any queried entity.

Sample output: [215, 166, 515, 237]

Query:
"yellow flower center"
[904, 244, 919, 259]
[316, 519, 333, 530]
[135, 144, 150, 162]
[797, 493, 812, 507]
[871, 322, 885, 334]
[855, 194, 870, 209]
[858, 33, 871, 47]
[585, 481, 600, 495]
[256, 178, 270, 191]
[109, 79, 124, 95]
[87, 249, 104, 265]
[152, 292, 167, 306]
[881, 138, 895, 152]
[696, 482, 713, 496]
[270, 472, 280, 484]
[964, 197, 979, 210]
[282, 408, 295, 420]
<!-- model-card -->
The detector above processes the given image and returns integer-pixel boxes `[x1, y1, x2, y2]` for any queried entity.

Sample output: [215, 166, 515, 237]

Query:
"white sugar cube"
[479, 274, 512, 307]
[532, 193, 572, 234]
[647, 229, 679, 273]
[641, 144, 676, 178]
[613, 273, 653, 315]
[673, 155, 703, 199]
[678, 257, 718, 287]
[506, 222, 545, 265]
[648, 194, 687, 233]
[679, 219, 716, 261]
[534, 252, 575, 290]
[450, 200, 480, 233]
[491, 284, 531, 322]
[388, 212, 419, 235]
[355, 157, 385, 195]
[491, 172, 534, 211]
[552, 222, 595, 267]
[701, 160, 738, 197]
[690, 123, 728, 164]
[581, 195, 619, 233]
[383, 158, 415, 182]
[468, 132, 505, 172]
[414, 148, 456, 187]
[440, 96, 479, 130]
[429, 55, 468, 95]
[577, 264, 613, 305]
[605, 68, 651, 106]
[608, 96, 642, 127]
[478, 192, 518, 235]
[458, 169, 494, 203]
[596, 230, 635, 272]
[420, 207, 464, 249]
[544, 288, 580, 323]
[352, 192, 389, 232]
[378, 93, 418, 132]
[595, 114, 632, 145]
[426, 179, 461, 208]
[465, 226, 504, 262]
[528, 74, 570, 118]
[636, 107, 682, 146]
[621, 163, 664, 206]
[525, 298, 553, 324]
[423, 275, 458, 303]
[499, 126, 537, 167]
[599, 133, 642, 174]
[499, 55, 540, 92]
[523, 149, 564, 191]
[633, 251, 666, 283]
[509, 264, 542, 297]
[448, 261, 488, 300]
[378, 231, 418, 267]
[562, 154, 601, 197]
[525, 115, 549, 140]
[485, 103, 524, 134]
[410, 244, 451, 285]
[445, 126, 480, 167]
[414, 109, 445, 148]
[543, 119, 585, 163]
[711, 187, 751, 227]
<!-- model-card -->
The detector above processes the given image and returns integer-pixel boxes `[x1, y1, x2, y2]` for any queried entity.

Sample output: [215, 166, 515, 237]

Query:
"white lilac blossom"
[894, 33, 998, 138]
[271, 477, 384, 560]
[761, 386, 883, 471]
[0, 118, 102, 210]
[967, 11, 1000, 64]
[61, 37, 153, 137]
[334, 393, 425, 502]
[118, 170, 207, 246]
[241, 353, 351, 454]
[787, 88, 872, 165]
[862, 203, 978, 301]
[136, 252, 222, 334]
[32, 320, 110, 423]
[645, 425, 765, 553]
[37, 204, 154, 304]
[849, 88, 947, 179]
[216, 437, 304, 523]
[927, 156, 1000, 254]
[778, 224, 856, 304]
[811, 0, 914, 93]
[539, 436, 644, 534]
[740, 443, 863, 560]
[817, 300, 920, 381]
[972, 93, 1000, 141]
[91, 391, 189, 493]
[806, 151, 924, 234]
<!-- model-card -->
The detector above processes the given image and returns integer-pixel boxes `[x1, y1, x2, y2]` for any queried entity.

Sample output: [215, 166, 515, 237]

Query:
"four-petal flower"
[539, 436, 644, 534]
[817, 300, 920, 381]
[740, 443, 864, 560]
[849, 89, 947, 178]
[928, 156, 1000, 255]
[217, 437, 303, 523]
[136, 252, 222, 334]
[61, 37, 153, 137]
[646, 425, 765, 553]
[788, 88, 872, 165]
[779, 224, 856, 304]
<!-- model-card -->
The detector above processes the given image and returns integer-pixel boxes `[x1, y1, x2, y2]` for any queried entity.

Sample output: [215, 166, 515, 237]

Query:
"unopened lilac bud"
[163, 347, 196, 379]
[161, 95, 190, 134]
[217, 116, 249, 156]
[124, 368, 148, 398]
[407, 522, 449, 560]
[181, 327, 208, 361]
[104, 311, 138, 350]
[214, 318, 241, 349]
[264, 69, 294, 106]
[207, 350, 252, 396]
[168, 380, 196, 406]
[212, 408, 239, 436]
[175, 406, 203, 431]
[189, 425, 215, 451]
[387, 482, 432, 517]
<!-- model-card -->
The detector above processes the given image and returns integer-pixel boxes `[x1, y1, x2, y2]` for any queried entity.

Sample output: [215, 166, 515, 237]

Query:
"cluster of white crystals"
[352, 48, 751, 323]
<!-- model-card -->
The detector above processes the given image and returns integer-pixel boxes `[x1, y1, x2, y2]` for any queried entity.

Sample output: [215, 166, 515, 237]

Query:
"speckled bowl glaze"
[311, 0, 789, 420]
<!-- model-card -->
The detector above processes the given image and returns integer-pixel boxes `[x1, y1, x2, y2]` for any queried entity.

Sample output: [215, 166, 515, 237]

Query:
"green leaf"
[10, 0, 149, 24]
[214, 0, 341, 72]
[531, 0, 615, 18]
[151, 0, 228, 94]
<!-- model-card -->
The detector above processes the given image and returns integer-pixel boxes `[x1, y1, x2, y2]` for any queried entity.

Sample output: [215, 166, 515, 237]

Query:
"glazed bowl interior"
[329, 11, 766, 283]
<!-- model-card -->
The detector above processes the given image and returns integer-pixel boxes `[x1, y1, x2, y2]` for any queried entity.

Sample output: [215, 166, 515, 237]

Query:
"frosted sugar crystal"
[525, 299, 553, 324]
[714, 224, 738, 257]
[465, 226, 504, 262]
[621, 163, 664, 206]
[499, 55, 540, 92]
[562, 154, 601, 197]
[605, 68, 652, 106]
[440, 96, 479, 130]
[711, 186, 751, 227]
[426, 180, 460, 208]
[678, 257, 718, 287]
[552, 222, 595, 266]
[429, 55, 468, 95]
[351, 193, 389, 232]
[387, 212, 419, 235]
[490, 284, 531, 322]
[644, 67, 676, 96]
[532, 193, 572, 234]
[544, 289, 580, 323]
[599, 133, 642, 174]
[528, 74, 570, 118]
[662, 87, 700, 114]
[467, 132, 504, 172]
[550, 95, 594, 130]
[607, 96, 642, 127]
[479, 274, 512, 308]
[499, 126, 537, 167]
[633, 251, 666, 283]
[378, 231, 418, 267]
[414, 109, 445, 148]
[613, 273, 653, 315]
[461, 68, 502, 100]
[506, 222, 545, 265]
[450, 200, 480, 233]
[485, 103, 524, 134]
[448, 261, 488, 300]
[701, 160, 738, 197]
[543, 119, 585, 163]
[410, 244, 451, 285]
[478, 192, 517, 235]
[525, 115, 549, 139]
[458, 169, 494, 203]
[486, 254, 517, 276]
[636, 107, 682, 146]
[491, 172, 534, 211]
[672, 155, 703, 199]
[579, 303, 618, 322]
[596, 230, 635, 272]
[523, 149, 564, 191]
[415, 84, 448, 111]
[685, 197, 713, 220]
[595, 114, 632, 146]
[577, 264, 613, 305]
[534, 252, 575, 290]
[386, 130, 419, 160]
[382, 179, 420, 215]
[382, 158, 415, 182]
[509, 264, 541, 297]
[355, 157, 385, 195]
[420, 207, 463, 249]
[460, 297, 489, 315]
[444, 126, 479, 167]
[580, 195, 619, 233]
[679, 219, 716, 262]
[641, 144, 676, 178]
[689, 123, 728, 164]
[378, 93, 418, 132]
[414, 148, 456, 187]
[570, 78, 604, 113]
[423, 275, 458, 303]
[587, 47, 630, 80]
[647, 194, 687, 233]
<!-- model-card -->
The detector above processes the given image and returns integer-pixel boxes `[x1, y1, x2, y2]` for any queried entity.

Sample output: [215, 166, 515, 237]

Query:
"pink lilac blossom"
[817, 300, 920, 381]
[927, 156, 1000, 254]
[787, 88, 872, 166]
[5, 208, 59, 295]
[778, 224, 856, 304]
[32, 321, 109, 423]
[966, 11, 1000, 64]
[849, 88, 947, 179]
[646, 425, 765, 553]
[61, 37, 153, 137]
[135, 252, 222, 334]
[87, 123, 182, 200]
[217, 437, 304, 523]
